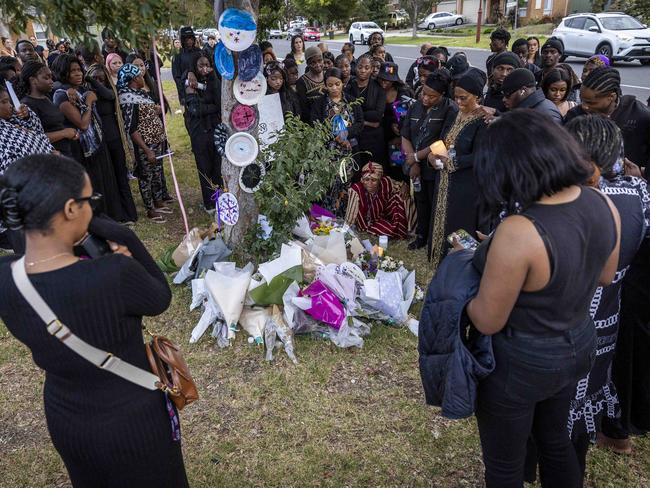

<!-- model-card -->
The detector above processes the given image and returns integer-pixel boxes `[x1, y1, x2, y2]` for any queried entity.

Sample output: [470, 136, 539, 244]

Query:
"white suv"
[552, 12, 650, 65]
[348, 22, 384, 45]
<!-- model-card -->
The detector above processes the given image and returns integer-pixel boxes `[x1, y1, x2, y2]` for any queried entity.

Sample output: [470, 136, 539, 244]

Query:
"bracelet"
[413, 152, 420, 163]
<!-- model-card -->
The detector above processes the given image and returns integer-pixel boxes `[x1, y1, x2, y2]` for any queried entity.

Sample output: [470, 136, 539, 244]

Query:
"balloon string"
[152, 38, 190, 237]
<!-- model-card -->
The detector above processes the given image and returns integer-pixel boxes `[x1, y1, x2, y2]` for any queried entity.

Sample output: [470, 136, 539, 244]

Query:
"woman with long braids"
[50, 53, 126, 222]
[565, 66, 650, 175]
[565, 115, 650, 478]
[19, 60, 79, 157]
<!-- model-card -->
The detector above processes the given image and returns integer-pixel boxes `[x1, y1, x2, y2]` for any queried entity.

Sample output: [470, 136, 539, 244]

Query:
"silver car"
[418, 12, 465, 30]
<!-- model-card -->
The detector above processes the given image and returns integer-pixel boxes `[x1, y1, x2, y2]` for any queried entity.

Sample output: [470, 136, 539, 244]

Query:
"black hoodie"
[171, 27, 203, 105]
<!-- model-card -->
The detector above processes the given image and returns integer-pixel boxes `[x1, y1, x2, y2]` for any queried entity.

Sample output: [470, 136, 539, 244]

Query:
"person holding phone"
[0, 154, 188, 487]
[467, 110, 621, 487]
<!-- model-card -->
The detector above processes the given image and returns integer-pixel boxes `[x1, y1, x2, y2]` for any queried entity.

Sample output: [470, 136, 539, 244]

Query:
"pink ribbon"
[152, 39, 190, 237]
[211, 188, 222, 231]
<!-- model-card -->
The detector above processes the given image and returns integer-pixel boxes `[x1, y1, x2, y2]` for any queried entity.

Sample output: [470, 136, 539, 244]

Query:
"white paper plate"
[233, 72, 267, 106]
[224, 132, 259, 167]
[218, 8, 257, 52]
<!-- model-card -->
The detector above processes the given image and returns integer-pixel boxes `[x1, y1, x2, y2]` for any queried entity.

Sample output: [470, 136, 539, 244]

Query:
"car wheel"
[349, 34, 354, 44]
[641, 59, 650, 65]
[428, 23, 436, 30]
[360, 34, 365, 45]
[455, 18, 463, 25]
[597, 43, 613, 63]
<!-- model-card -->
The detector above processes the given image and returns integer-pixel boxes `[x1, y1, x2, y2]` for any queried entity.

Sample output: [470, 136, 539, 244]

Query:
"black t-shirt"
[565, 95, 650, 168]
[400, 97, 458, 180]
[21, 95, 71, 156]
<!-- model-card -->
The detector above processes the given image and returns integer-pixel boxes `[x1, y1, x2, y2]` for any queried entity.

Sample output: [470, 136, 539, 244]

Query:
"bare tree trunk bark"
[215, 0, 260, 249]
[412, 4, 418, 39]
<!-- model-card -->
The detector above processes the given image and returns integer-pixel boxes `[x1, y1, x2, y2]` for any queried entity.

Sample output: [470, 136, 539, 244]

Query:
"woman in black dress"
[184, 53, 223, 212]
[428, 69, 488, 268]
[85, 63, 138, 223]
[19, 61, 79, 158]
[345, 55, 387, 171]
[50, 54, 126, 222]
[0, 154, 188, 487]
[376, 61, 414, 181]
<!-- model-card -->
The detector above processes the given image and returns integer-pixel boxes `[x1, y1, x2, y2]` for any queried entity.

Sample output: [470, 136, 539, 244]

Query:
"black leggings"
[476, 321, 595, 488]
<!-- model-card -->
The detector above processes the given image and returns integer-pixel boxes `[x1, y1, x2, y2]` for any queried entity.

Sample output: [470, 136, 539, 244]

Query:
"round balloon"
[218, 8, 257, 52]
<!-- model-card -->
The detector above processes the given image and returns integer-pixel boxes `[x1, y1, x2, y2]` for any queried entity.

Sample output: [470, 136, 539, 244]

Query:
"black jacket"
[483, 85, 506, 113]
[171, 47, 202, 105]
[309, 94, 364, 144]
[184, 73, 221, 133]
[565, 95, 650, 168]
[518, 89, 562, 124]
[344, 78, 386, 125]
[418, 249, 495, 419]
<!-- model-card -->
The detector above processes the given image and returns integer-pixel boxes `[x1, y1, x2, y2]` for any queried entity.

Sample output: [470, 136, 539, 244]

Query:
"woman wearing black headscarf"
[428, 69, 488, 268]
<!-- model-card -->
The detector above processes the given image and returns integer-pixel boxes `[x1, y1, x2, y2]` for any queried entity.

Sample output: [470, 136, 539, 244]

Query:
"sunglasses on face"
[74, 192, 103, 210]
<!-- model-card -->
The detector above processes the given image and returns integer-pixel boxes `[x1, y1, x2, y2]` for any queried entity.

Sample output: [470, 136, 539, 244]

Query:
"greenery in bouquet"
[245, 114, 345, 261]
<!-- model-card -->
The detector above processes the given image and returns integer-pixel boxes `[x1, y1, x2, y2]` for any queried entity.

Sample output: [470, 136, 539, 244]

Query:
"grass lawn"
[1, 81, 649, 487]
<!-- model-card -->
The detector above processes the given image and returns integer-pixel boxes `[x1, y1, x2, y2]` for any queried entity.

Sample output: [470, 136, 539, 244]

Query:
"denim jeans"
[476, 319, 596, 488]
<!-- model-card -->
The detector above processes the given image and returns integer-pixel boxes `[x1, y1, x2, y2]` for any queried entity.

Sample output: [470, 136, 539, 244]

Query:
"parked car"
[286, 26, 305, 40]
[552, 12, 650, 64]
[348, 22, 384, 45]
[388, 11, 410, 28]
[268, 29, 283, 39]
[417, 12, 465, 30]
[303, 26, 321, 41]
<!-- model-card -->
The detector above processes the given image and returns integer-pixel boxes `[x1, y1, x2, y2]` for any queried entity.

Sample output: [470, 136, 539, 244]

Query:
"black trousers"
[105, 138, 138, 222]
[188, 124, 222, 208]
[476, 320, 596, 488]
[414, 178, 435, 241]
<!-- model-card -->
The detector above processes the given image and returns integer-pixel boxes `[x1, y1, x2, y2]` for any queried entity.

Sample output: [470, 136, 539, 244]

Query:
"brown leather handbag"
[145, 332, 199, 410]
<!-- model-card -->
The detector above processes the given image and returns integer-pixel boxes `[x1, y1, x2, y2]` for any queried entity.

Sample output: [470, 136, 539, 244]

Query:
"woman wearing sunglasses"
[0, 154, 188, 487]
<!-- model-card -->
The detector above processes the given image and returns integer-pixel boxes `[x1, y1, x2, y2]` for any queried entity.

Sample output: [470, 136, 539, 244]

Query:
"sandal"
[147, 210, 167, 223]
[154, 204, 173, 214]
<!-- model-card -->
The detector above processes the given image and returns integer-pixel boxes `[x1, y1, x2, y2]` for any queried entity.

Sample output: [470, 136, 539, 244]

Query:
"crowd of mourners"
[0, 23, 649, 488]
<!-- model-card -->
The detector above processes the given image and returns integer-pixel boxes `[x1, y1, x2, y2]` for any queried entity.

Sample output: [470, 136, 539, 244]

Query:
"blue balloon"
[331, 114, 348, 142]
[238, 44, 262, 82]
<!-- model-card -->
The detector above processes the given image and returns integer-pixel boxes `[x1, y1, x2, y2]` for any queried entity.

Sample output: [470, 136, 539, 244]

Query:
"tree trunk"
[215, 0, 259, 248]
[412, 4, 418, 39]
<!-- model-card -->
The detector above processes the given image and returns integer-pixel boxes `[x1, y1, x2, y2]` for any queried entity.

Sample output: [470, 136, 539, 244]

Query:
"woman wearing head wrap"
[85, 62, 138, 223]
[428, 69, 488, 267]
[344, 162, 416, 238]
[582, 54, 610, 81]
[51, 53, 128, 223]
[118, 63, 170, 223]
[264, 60, 301, 117]
[565, 66, 650, 174]
[401, 69, 457, 251]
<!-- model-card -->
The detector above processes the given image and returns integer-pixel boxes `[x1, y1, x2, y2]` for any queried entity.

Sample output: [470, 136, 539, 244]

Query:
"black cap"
[377, 62, 400, 82]
[447, 53, 470, 79]
[501, 68, 536, 96]
[456, 69, 486, 97]
[491, 51, 522, 70]
[542, 37, 564, 55]
[179, 26, 196, 40]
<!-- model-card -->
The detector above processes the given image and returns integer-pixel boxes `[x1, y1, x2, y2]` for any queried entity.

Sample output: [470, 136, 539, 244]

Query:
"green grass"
[1, 81, 649, 487]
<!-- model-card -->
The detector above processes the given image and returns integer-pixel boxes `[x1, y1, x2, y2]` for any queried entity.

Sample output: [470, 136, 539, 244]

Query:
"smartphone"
[74, 234, 112, 259]
[447, 229, 479, 251]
